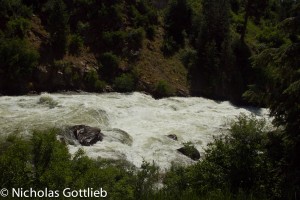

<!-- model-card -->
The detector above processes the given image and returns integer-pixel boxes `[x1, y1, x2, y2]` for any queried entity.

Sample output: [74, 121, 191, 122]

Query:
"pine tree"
[244, 2, 300, 196]
[190, 0, 232, 98]
[46, 0, 69, 58]
[164, 0, 192, 46]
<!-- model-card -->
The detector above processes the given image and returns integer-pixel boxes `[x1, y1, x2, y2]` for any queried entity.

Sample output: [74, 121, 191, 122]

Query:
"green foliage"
[155, 80, 174, 98]
[0, 134, 32, 188]
[161, 36, 178, 56]
[130, 0, 158, 29]
[46, 0, 69, 58]
[189, 0, 238, 100]
[128, 28, 145, 49]
[84, 69, 105, 92]
[0, 128, 164, 200]
[99, 52, 120, 81]
[134, 161, 159, 200]
[31, 129, 72, 189]
[68, 34, 83, 55]
[146, 25, 156, 40]
[0, 0, 32, 20]
[102, 31, 127, 49]
[179, 48, 197, 70]
[199, 114, 278, 196]
[244, 8, 300, 195]
[164, 0, 192, 46]
[0, 38, 39, 80]
[158, 114, 278, 199]
[6, 17, 31, 38]
[114, 73, 136, 92]
[256, 27, 287, 48]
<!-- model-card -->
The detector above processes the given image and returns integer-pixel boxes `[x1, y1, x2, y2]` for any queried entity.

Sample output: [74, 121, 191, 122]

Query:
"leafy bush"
[179, 48, 198, 70]
[77, 21, 90, 34]
[155, 80, 174, 98]
[146, 25, 156, 40]
[0, 0, 32, 20]
[84, 69, 105, 91]
[114, 73, 136, 92]
[134, 161, 159, 200]
[256, 27, 286, 48]
[102, 31, 127, 49]
[6, 17, 31, 38]
[99, 52, 120, 80]
[161, 36, 178, 56]
[164, 0, 192, 46]
[0, 128, 162, 200]
[0, 134, 32, 188]
[195, 115, 276, 197]
[128, 28, 145, 49]
[68, 34, 83, 55]
[160, 114, 278, 199]
[0, 38, 39, 80]
[46, 0, 69, 58]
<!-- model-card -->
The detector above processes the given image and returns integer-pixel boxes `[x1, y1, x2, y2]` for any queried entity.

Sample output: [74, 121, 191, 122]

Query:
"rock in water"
[71, 125, 103, 146]
[177, 145, 200, 161]
[167, 134, 178, 141]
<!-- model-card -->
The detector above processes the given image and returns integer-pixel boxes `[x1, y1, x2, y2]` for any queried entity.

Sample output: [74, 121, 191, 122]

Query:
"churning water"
[0, 92, 269, 169]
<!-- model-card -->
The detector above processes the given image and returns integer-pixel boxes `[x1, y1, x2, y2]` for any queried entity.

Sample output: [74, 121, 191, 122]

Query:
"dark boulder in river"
[167, 134, 178, 141]
[177, 145, 200, 161]
[70, 125, 104, 146]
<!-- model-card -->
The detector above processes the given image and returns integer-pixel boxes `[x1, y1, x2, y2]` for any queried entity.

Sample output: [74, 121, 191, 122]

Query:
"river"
[0, 92, 269, 169]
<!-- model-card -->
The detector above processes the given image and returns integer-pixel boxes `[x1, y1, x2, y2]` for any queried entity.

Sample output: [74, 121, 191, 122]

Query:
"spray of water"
[0, 92, 269, 169]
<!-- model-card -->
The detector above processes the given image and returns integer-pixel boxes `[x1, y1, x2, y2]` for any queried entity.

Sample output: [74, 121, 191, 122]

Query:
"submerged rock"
[167, 134, 178, 141]
[70, 125, 104, 146]
[177, 144, 200, 161]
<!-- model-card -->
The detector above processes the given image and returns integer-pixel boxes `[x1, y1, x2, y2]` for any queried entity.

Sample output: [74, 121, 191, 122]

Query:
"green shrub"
[0, 38, 39, 80]
[146, 25, 156, 40]
[31, 129, 72, 189]
[161, 36, 178, 56]
[128, 28, 145, 49]
[0, 128, 140, 199]
[85, 69, 98, 86]
[99, 52, 120, 80]
[0, 0, 32, 19]
[68, 34, 83, 55]
[179, 48, 198, 70]
[114, 73, 136, 92]
[134, 161, 159, 200]
[155, 80, 174, 98]
[77, 21, 90, 34]
[94, 79, 106, 91]
[46, 0, 69, 58]
[6, 17, 31, 38]
[256, 28, 286, 48]
[52, 60, 72, 70]
[102, 31, 127, 48]
[84, 69, 105, 91]
[190, 114, 276, 197]
[0, 134, 32, 188]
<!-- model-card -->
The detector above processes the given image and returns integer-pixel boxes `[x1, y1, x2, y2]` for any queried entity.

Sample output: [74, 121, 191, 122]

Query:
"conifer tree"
[47, 0, 69, 58]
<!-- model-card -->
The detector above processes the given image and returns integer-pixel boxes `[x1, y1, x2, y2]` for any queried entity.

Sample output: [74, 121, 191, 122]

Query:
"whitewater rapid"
[0, 92, 269, 169]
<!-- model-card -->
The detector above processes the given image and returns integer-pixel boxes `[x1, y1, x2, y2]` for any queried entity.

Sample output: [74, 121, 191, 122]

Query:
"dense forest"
[0, 0, 300, 199]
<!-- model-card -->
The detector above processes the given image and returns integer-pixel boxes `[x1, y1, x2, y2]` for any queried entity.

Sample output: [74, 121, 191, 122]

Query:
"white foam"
[0, 92, 270, 169]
